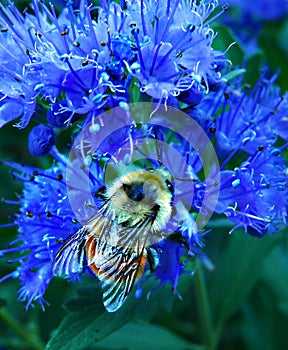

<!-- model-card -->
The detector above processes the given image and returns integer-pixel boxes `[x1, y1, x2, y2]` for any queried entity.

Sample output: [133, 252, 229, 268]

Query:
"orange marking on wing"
[89, 263, 100, 276]
[85, 235, 100, 276]
[85, 234, 148, 283]
[136, 255, 147, 279]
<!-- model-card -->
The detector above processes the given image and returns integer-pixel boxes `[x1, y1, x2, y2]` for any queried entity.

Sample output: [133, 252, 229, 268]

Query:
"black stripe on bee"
[165, 179, 174, 202]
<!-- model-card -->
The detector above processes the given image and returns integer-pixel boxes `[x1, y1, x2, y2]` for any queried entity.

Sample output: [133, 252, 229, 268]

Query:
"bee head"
[108, 167, 173, 209]
[106, 166, 174, 229]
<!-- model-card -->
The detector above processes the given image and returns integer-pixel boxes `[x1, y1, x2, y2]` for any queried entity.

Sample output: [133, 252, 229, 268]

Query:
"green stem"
[0, 309, 45, 350]
[194, 259, 216, 350]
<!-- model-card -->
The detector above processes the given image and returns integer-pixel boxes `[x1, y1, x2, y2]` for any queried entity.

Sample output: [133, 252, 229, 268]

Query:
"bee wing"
[53, 205, 156, 312]
[53, 225, 90, 277]
[52, 212, 114, 277]
[101, 247, 147, 312]
[86, 220, 152, 312]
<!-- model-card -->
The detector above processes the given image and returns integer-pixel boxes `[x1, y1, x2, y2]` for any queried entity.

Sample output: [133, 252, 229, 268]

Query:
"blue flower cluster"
[0, 0, 287, 311]
[0, 0, 227, 135]
[0, 160, 82, 309]
[196, 73, 288, 235]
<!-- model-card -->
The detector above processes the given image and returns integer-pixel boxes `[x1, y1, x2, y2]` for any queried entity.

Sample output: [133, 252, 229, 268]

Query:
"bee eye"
[123, 182, 145, 202]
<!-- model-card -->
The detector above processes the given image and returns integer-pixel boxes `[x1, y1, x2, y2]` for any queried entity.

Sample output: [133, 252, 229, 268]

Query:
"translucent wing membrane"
[52, 211, 110, 277]
[53, 226, 90, 276]
[86, 217, 154, 312]
[86, 235, 148, 312]
[102, 252, 147, 312]
[53, 202, 159, 312]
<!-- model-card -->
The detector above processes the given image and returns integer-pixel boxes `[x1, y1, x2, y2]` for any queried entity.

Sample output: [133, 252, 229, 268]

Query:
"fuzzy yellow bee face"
[107, 167, 174, 229]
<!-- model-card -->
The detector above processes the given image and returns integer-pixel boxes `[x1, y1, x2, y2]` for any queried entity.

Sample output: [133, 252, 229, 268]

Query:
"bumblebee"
[53, 167, 174, 312]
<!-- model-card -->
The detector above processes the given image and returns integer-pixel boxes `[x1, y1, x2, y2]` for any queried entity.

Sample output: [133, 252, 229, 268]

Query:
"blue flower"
[186, 73, 288, 236]
[125, 0, 229, 103]
[0, 0, 122, 129]
[0, 147, 108, 309]
[0, 21, 37, 128]
[0, 161, 80, 309]
[216, 147, 288, 236]
[191, 73, 288, 156]
[152, 239, 186, 296]
[0, 0, 229, 132]
[28, 125, 55, 156]
[216, 74, 287, 157]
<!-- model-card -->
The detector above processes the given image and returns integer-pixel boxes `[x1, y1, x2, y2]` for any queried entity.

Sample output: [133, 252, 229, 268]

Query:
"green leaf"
[208, 230, 282, 331]
[46, 301, 116, 350]
[64, 297, 98, 312]
[46, 280, 176, 350]
[222, 68, 246, 83]
[92, 322, 199, 350]
[63, 285, 103, 312]
[129, 78, 140, 103]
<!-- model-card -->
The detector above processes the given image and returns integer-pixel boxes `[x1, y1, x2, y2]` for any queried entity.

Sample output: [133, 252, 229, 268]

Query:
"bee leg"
[146, 247, 159, 272]
[93, 186, 107, 200]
